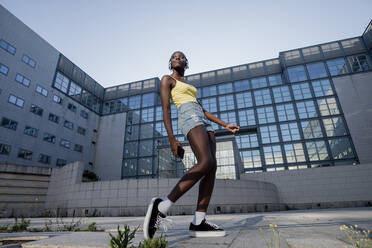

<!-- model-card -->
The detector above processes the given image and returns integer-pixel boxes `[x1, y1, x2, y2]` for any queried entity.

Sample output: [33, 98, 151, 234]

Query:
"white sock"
[192, 211, 206, 225]
[157, 196, 173, 215]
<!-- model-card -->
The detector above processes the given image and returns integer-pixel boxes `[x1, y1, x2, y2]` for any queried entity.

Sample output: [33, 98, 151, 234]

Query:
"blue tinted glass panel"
[306, 62, 327, 79]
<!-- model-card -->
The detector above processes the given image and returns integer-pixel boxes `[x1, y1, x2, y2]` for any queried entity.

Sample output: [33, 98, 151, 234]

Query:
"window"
[64, 120, 73, 130]
[22, 54, 36, 68]
[268, 74, 283, 86]
[220, 112, 236, 125]
[0, 39, 16, 55]
[30, 104, 43, 116]
[53, 95, 63, 104]
[306, 62, 327, 79]
[68, 81, 82, 99]
[122, 159, 137, 177]
[296, 100, 317, 119]
[272, 86, 291, 103]
[328, 137, 354, 159]
[171, 104, 178, 119]
[140, 123, 154, 139]
[54, 72, 69, 93]
[74, 144, 83, 153]
[312, 79, 333, 97]
[129, 95, 141, 109]
[124, 141, 138, 157]
[39, 154, 51, 164]
[18, 148, 32, 160]
[36, 85, 48, 97]
[257, 106, 276, 124]
[116, 98, 128, 112]
[68, 103, 77, 112]
[1, 117, 17, 130]
[322, 117, 347, 137]
[240, 150, 261, 168]
[276, 103, 296, 122]
[254, 89, 272, 106]
[80, 110, 88, 119]
[171, 119, 179, 135]
[0, 143, 11, 155]
[287, 65, 307, 83]
[238, 109, 256, 126]
[127, 110, 140, 125]
[306, 140, 329, 161]
[155, 122, 167, 137]
[280, 122, 301, 141]
[0, 63, 9, 75]
[284, 143, 306, 163]
[155, 106, 163, 121]
[142, 93, 155, 107]
[142, 79, 155, 90]
[202, 85, 217, 97]
[56, 159, 67, 167]
[77, 126, 86, 135]
[260, 125, 279, 144]
[317, 97, 339, 116]
[236, 92, 253, 108]
[48, 113, 60, 123]
[218, 94, 235, 111]
[139, 140, 153, 156]
[292, 82, 312, 100]
[326, 58, 348, 76]
[251, 77, 267, 89]
[138, 157, 153, 175]
[43, 132, 56, 143]
[24, 126, 38, 137]
[60, 139, 71, 149]
[235, 134, 259, 148]
[141, 108, 154, 123]
[15, 73, 30, 87]
[302, 46, 320, 57]
[301, 120, 323, 139]
[348, 55, 370, 72]
[263, 145, 283, 165]
[234, 79, 250, 91]
[8, 94, 24, 108]
[218, 82, 233, 94]
[201, 97, 217, 112]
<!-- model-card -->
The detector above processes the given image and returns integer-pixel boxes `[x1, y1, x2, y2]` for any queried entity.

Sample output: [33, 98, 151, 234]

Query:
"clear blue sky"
[1, 0, 371, 87]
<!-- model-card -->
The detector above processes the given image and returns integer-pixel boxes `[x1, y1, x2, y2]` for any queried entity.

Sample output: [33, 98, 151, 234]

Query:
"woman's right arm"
[160, 75, 182, 157]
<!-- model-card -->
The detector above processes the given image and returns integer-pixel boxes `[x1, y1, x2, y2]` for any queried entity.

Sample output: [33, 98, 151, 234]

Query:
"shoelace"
[205, 220, 220, 229]
[154, 214, 174, 232]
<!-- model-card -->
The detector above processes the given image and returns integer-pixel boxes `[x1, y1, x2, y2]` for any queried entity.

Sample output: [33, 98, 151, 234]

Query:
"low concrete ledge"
[45, 162, 281, 217]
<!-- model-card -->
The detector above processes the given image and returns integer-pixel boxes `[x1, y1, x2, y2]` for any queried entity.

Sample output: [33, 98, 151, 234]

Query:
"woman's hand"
[170, 138, 183, 158]
[225, 123, 240, 134]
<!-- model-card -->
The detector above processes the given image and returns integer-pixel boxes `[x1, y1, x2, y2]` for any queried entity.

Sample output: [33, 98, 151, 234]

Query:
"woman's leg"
[167, 125, 215, 203]
[196, 131, 217, 212]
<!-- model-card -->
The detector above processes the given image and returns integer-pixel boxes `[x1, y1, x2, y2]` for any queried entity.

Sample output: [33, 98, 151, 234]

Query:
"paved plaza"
[0, 207, 372, 247]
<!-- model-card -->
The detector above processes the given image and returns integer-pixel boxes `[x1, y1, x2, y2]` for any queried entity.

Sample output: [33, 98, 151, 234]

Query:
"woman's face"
[171, 52, 187, 70]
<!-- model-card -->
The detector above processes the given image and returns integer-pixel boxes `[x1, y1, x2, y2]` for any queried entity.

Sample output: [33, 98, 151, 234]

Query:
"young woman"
[143, 51, 239, 239]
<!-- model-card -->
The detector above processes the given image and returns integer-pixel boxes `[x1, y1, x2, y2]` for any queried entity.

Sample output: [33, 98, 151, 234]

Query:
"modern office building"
[1, 4, 372, 183]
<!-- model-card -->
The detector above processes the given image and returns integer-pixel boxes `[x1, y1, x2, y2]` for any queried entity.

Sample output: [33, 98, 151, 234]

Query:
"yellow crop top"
[169, 76, 198, 108]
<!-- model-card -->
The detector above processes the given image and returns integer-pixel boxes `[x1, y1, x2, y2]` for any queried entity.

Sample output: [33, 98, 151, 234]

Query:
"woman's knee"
[198, 156, 215, 173]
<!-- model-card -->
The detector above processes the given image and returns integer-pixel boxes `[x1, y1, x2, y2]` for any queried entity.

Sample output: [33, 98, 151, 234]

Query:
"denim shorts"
[178, 102, 214, 137]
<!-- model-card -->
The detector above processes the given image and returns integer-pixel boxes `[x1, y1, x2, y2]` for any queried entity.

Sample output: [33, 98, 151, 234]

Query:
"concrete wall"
[94, 112, 126, 180]
[0, 163, 51, 217]
[241, 164, 372, 209]
[45, 162, 281, 217]
[332, 71, 372, 163]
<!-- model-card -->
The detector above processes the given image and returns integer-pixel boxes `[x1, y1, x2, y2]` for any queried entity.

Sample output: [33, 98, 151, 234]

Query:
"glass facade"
[44, 36, 370, 177]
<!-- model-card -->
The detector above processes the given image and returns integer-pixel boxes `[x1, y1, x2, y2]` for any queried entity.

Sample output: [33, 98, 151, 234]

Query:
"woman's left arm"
[197, 100, 240, 134]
